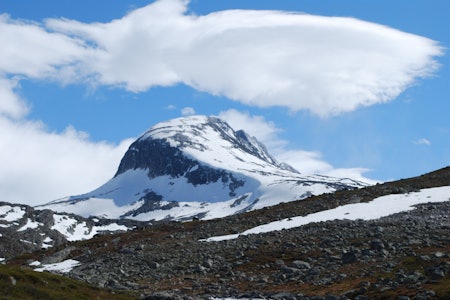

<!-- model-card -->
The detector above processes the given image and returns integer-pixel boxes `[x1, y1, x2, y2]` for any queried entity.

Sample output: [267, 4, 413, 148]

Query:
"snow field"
[204, 186, 450, 242]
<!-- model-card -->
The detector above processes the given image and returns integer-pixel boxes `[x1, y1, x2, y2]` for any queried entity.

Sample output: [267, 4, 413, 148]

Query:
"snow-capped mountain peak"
[41, 115, 368, 221]
[123, 115, 290, 175]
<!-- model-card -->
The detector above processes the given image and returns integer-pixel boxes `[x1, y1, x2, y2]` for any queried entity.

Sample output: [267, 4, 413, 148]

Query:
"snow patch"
[34, 259, 80, 273]
[42, 236, 54, 249]
[204, 186, 450, 242]
[51, 214, 129, 242]
[0, 205, 25, 222]
[20, 239, 36, 245]
[17, 219, 42, 231]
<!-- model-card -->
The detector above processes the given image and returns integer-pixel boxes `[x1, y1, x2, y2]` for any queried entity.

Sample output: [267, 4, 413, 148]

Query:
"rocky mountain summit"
[40, 116, 367, 221]
[10, 166, 450, 299]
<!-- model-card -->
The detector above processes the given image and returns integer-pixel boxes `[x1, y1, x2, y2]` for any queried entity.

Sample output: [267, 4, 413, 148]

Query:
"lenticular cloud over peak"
[2, 0, 444, 116]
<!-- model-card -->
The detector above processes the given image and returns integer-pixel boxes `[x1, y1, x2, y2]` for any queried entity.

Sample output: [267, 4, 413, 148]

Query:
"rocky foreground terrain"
[6, 167, 450, 299]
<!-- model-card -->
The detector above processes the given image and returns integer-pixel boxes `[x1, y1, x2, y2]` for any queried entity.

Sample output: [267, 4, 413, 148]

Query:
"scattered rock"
[7, 167, 450, 299]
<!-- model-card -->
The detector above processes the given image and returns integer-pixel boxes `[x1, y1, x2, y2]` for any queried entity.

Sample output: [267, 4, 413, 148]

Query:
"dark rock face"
[186, 166, 245, 196]
[114, 137, 245, 197]
[115, 139, 191, 178]
[235, 130, 278, 166]
[121, 192, 179, 218]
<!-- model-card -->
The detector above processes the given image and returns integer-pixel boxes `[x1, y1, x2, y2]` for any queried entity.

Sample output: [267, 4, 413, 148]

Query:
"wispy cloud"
[181, 106, 196, 116]
[414, 138, 431, 145]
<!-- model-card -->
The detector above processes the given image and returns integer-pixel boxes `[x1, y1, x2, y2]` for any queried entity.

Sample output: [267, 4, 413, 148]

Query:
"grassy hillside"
[0, 264, 137, 300]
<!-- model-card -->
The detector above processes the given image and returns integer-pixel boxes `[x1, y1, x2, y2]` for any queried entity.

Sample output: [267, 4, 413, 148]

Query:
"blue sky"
[0, 0, 448, 205]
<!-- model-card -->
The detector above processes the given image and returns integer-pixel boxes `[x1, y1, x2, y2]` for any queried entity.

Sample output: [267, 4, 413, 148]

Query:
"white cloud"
[166, 104, 176, 110]
[219, 109, 377, 184]
[0, 116, 133, 206]
[276, 150, 334, 174]
[0, 72, 133, 205]
[0, 76, 29, 119]
[181, 106, 196, 116]
[0, 1, 443, 116]
[41, 0, 442, 116]
[414, 138, 431, 145]
[0, 14, 88, 81]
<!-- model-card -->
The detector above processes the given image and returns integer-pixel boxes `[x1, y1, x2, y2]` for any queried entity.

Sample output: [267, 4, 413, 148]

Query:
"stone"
[292, 260, 311, 269]
[281, 266, 301, 275]
[370, 239, 385, 250]
[202, 258, 214, 268]
[426, 266, 445, 280]
[342, 251, 357, 264]
[148, 261, 160, 269]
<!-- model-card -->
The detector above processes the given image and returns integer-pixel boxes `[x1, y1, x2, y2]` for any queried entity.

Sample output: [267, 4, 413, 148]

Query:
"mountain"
[39, 115, 368, 221]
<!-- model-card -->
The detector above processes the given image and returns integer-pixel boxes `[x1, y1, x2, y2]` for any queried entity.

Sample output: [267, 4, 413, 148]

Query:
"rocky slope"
[11, 166, 450, 299]
[0, 202, 144, 260]
[40, 115, 368, 222]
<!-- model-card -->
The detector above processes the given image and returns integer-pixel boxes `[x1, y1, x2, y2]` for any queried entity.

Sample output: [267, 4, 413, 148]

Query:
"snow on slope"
[34, 259, 81, 273]
[41, 115, 369, 221]
[43, 175, 345, 221]
[45, 193, 145, 219]
[0, 202, 130, 250]
[0, 205, 26, 222]
[129, 193, 256, 221]
[51, 214, 129, 242]
[17, 219, 43, 231]
[204, 186, 450, 242]
[46, 192, 257, 221]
